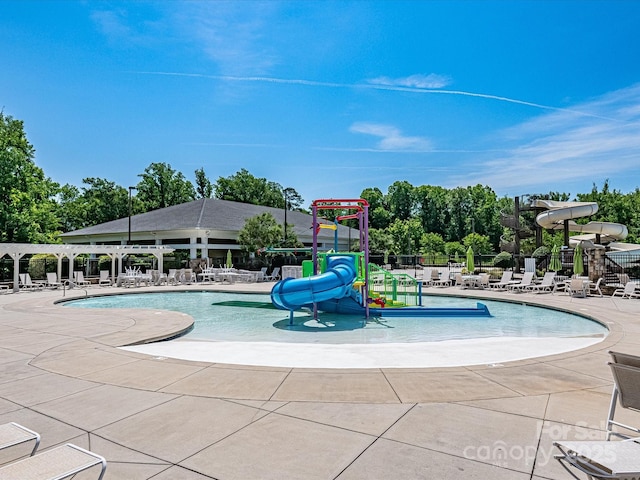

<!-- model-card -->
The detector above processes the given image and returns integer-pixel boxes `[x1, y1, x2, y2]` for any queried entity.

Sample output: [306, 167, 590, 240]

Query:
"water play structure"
[270, 199, 490, 320]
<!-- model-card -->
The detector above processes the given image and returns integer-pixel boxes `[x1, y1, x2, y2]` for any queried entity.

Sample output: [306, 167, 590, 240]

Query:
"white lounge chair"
[167, 269, 179, 285]
[73, 271, 91, 287]
[524, 271, 556, 293]
[0, 422, 40, 457]
[46, 272, 62, 289]
[181, 268, 194, 284]
[589, 277, 604, 297]
[98, 270, 112, 287]
[488, 270, 514, 290]
[611, 282, 640, 299]
[0, 442, 107, 479]
[507, 272, 534, 292]
[264, 267, 280, 281]
[19, 273, 45, 291]
[431, 269, 451, 287]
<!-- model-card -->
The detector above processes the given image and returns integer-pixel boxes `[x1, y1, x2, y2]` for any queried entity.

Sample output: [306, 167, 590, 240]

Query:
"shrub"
[492, 251, 513, 268]
[28, 254, 57, 279]
[531, 246, 550, 258]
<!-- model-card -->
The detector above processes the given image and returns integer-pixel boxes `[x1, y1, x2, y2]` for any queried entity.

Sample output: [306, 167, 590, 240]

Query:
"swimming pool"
[65, 291, 607, 344]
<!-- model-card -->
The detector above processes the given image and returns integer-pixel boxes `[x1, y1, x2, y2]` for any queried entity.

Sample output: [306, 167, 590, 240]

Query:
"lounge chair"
[488, 271, 514, 290]
[553, 352, 640, 479]
[589, 277, 604, 297]
[566, 277, 588, 297]
[264, 267, 280, 281]
[524, 272, 556, 293]
[73, 271, 91, 287]
[0, 442, 107, 479]
[0, 422, 40, 457]
[606, 351, 640, 440]
[431, 269, 451, 287]
[45, 272, 62, 289]
[506, 271, 534, 292]
[18, 273, 45, 291]
[181, 268, 194, 284]
[98, 270, 112, 287]
[167, 269, 179, 285]
[611, 282, 640, 299]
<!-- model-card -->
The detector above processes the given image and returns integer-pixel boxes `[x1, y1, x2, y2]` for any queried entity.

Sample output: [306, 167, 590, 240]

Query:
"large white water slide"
[533, 199, 635, 250]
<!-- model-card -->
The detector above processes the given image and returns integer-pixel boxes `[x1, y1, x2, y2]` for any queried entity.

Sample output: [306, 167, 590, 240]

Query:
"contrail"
[133, 71, 619, 121]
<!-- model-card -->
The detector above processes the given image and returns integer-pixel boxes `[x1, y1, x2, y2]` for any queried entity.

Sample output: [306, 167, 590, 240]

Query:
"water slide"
[533, 199, 629, 247]
[271, 255, 357, 312]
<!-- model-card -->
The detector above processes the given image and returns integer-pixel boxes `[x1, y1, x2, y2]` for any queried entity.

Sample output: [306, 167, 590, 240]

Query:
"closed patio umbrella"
[549, 244, 562, 272]
[466, 246, 475, 273]
[573, 244, 584, 276]
[226, 249, 233, 268]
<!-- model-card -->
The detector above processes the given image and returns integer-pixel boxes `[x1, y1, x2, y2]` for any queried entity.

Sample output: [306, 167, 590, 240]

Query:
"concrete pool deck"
[1, 281, 639, 479]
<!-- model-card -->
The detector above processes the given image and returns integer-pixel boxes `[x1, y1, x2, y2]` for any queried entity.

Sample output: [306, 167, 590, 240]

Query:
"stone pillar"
[586, 247, 605, 281]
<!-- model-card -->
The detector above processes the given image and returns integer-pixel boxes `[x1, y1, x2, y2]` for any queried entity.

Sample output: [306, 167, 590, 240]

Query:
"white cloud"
[447, 83, 640, 193]
[349, 122, 432, 151]
[368, 74, 451, 89]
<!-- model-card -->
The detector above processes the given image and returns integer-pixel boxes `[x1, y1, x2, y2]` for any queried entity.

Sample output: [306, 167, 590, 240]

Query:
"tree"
[368, 228, 394, 255]
[0, 112, 60, 242]
[136, 162, 195, 210]
[462, 232, 493, 254]
[386, 180, 414, 221]
[387, 218, 424, 255]
[237, 212, 284, 254]
[194, 167, 213, 199]
[215, 168, 303, 208]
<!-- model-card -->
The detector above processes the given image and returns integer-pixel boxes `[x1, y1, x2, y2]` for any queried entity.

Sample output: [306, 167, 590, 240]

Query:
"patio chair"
[506, 271, 534, 292]
[98, 270, 112, 287]
[0, 422, 40, 457]
[611, 282, 640, 299]
[524, 271, 556, 294]
[606, 351, 640, 440]
[45, 272, 62, 289]
[0, 442, 107, 480]
[264, 267, 280, 281]
[73, 271, 91, 287]
[488, 270, 514, 290]
[566, 277, 588, 298]
[477, 273, 491, 289]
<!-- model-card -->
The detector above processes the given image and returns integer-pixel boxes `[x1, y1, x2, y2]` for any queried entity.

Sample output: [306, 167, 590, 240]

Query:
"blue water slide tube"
[271, 256, 358, 311]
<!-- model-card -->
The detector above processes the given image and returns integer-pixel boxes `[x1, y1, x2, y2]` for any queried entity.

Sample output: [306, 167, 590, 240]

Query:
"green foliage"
[28, 254, 57, 279]
[493, 251, 514, 268]
[462, 232, 493, 254]
[0, 112, 60, 243]
[532, 246, 550, 258]
[194, 167, 213, 198]
[420, 232, 445, 255]
[238, 212, 284, 254]
[387, 218, 423, 254]
[445, 241, 465, 256]
[368, 228, 394, 254]
[136, 162, 196, 210]
[215, 168, 303, 209]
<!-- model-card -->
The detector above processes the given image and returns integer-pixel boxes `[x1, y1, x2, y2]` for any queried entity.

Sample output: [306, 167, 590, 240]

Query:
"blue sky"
[2, 0, 640, 208]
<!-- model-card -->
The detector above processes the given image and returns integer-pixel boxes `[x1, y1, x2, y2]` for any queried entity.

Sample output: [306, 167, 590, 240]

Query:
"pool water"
[65, 291, 607, 345]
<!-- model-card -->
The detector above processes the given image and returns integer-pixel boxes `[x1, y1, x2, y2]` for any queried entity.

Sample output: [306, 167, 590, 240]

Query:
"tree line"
[3, 112, 640, 257]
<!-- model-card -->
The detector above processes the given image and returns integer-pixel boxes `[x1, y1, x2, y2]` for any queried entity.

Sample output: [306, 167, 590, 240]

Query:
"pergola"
[1, 243, 174, 293]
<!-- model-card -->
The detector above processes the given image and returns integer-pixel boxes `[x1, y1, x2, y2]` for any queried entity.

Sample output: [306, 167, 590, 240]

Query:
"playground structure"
[271, 199, 490, 321]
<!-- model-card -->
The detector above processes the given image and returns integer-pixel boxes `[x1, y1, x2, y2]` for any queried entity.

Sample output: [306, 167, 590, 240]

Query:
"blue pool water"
[64, 292, 607, 345]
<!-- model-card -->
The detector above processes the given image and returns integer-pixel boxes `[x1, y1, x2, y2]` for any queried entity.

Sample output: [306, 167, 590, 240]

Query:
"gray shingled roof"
[60, 198, 356, 239]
